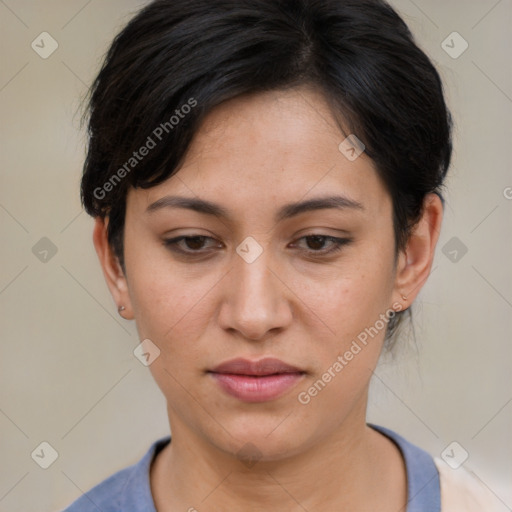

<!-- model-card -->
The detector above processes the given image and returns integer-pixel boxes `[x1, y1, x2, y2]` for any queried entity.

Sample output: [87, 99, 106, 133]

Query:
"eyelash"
[162, 234, 352, 258]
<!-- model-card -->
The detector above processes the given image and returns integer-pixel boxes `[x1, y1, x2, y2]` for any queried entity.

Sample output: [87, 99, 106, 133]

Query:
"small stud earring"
[118, 305, 126, 314]
[401, 295, 408, 301]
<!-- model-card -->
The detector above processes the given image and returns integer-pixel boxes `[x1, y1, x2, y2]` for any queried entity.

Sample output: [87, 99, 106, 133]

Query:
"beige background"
[0, 1, 511, 511]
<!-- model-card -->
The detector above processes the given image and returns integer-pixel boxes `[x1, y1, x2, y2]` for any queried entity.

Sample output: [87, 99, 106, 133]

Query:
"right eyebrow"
[145, 194, 364, 222]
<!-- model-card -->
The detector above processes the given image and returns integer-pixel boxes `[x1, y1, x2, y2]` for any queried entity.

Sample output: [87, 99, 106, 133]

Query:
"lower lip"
[209, 372, 304, 402]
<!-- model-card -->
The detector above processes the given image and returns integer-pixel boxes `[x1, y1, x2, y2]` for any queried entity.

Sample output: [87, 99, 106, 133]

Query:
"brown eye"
[181, 236, 208, 250]
[293, 235, 352, 256]
[163, 235, 222, 255]
[305, 235, 328, 251]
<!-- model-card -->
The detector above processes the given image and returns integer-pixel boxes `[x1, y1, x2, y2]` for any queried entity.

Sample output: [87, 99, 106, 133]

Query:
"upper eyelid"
[163, 233, 346, 242]
[163, 234, 350, 250]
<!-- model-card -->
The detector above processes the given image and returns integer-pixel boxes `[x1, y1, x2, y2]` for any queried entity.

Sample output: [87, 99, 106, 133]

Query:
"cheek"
[129, 270, 215, 346]
[293, 248, 396, 411]
[128, 271, 216, 399]
[123, 223, 214, 342]
[299, 251, 395, 342]
[293, 263, 395, 427]
[126, 232, 395, 353]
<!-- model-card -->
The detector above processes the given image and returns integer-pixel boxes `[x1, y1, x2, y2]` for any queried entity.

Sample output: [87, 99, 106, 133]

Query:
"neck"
[150, 401, 406, 511]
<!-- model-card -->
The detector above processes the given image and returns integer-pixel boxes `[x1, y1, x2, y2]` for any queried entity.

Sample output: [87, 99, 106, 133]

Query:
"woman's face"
[102, 86, 426, 461]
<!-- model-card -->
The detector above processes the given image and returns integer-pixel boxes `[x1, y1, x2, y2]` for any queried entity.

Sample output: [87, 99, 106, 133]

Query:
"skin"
[93, 85, 443, 511]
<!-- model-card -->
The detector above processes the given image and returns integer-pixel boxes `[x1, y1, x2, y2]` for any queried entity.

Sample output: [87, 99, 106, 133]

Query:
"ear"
[392, 193, 443, 308]
[92, 217, 134, 320]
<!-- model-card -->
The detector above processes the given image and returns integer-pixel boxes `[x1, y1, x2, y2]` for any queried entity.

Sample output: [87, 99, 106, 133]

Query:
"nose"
[217, 244, 293, 341]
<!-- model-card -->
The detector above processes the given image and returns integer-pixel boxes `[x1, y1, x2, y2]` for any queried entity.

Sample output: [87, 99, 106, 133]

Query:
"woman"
[62, 0, 500, 510]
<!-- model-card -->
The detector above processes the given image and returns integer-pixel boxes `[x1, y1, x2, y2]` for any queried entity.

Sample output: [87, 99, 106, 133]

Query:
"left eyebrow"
[145, 194, 364, 222]
[275, 195, 364, 222]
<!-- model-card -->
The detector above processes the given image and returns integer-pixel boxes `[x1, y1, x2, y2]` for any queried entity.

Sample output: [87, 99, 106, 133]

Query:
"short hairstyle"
[80, 0, 453, 346]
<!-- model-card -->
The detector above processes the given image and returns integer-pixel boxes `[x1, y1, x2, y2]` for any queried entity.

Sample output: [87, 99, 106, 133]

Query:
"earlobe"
[392, 193, 443, 307]
[92, 217, 134, 319]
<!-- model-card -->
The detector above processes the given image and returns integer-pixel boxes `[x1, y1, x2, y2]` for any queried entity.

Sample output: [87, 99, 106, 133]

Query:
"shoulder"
[60, 464, 133, 512]
[433, 457, 504, 512]
[370, 425, 504, 512]
[59, 436, 171, 512]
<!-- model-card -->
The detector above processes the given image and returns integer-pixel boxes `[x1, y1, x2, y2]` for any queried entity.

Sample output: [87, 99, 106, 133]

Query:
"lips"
[210, 357, 304, 376]
[208, 357, 305, 402]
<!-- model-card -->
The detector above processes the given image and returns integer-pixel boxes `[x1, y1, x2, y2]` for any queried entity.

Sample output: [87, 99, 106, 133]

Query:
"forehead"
[127, 86, 391, 220]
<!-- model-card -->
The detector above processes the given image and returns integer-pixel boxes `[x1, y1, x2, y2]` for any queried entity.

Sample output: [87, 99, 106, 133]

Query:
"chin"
[205, 417, 310, 463]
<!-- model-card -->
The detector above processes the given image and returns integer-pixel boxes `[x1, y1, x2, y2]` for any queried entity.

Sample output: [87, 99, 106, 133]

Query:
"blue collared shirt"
[60, 424, 441, 511]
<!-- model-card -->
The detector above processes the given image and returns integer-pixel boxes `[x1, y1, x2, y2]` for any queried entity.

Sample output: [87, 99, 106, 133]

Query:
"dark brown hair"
[80, 0, 453, 345]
